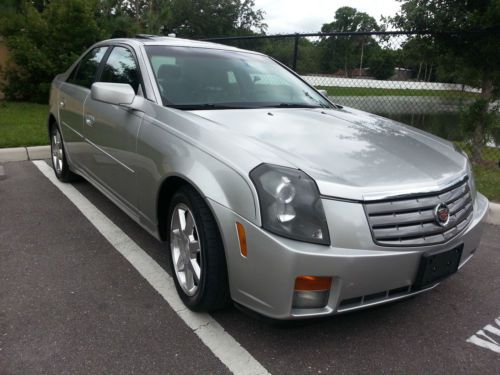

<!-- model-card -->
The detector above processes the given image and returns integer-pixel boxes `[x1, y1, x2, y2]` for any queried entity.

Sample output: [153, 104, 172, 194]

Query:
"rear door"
[82, 45, 145, 211]
[58, 46, 108, 169]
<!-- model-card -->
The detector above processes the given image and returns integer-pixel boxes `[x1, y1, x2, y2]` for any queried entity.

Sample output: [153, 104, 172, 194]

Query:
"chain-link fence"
[205, 31, 500, 200]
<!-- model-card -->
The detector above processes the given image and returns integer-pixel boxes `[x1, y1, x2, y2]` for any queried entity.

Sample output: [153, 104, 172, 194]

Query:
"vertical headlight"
[454, 144, 477, 204]
[467, 161, 477, 204]
[250, 164, 330, 245]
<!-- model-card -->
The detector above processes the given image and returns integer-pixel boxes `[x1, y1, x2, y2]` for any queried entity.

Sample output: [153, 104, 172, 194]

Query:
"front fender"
[136, 114, 258, 231]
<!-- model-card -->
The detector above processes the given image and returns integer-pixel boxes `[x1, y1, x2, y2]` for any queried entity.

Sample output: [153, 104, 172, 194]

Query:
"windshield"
[145, 45, 332, 110]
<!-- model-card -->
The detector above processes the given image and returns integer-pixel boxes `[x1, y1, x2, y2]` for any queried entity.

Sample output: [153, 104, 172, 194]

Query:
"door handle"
[59, 100, 65, 108]
[85, 114, 95, 127]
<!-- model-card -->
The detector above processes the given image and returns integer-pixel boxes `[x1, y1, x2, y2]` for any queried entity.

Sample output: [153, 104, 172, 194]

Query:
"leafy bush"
[1, 0, 103, 103]
[368, 49, 395, 80]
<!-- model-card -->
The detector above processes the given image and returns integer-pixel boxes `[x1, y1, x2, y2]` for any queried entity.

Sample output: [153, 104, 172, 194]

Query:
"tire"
[49, 124, 79, 182]
[167, 185, 230, 312]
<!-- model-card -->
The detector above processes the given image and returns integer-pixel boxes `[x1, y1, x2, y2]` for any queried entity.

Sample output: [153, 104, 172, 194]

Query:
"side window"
[67, 47, 108, 88]
[99, 46, 142, 94]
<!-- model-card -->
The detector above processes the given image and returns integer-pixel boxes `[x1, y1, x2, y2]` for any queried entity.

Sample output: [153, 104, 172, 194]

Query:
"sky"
[254, 0, 401, 34]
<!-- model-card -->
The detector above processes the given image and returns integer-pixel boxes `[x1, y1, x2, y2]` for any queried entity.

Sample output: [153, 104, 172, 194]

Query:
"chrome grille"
[364, 179, 473, 246]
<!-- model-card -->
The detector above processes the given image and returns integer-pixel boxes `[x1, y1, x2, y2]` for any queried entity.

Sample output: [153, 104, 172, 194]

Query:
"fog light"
[292, 276, 331, 309]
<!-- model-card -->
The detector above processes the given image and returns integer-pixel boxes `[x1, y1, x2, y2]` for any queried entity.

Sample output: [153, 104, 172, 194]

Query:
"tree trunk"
[471, 73, 494, 163]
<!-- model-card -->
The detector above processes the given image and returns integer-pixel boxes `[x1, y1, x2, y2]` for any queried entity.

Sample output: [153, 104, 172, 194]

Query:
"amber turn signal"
[236, 222, 247, 257]
[294, 276, 332, 291]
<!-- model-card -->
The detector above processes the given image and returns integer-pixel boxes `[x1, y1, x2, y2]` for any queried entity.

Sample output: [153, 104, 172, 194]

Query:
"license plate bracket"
[413, 245, 463, 290]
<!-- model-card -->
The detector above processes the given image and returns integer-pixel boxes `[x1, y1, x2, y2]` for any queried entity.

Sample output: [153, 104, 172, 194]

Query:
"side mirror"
[91, 82, 135, 106]
[318, 89, 328, 97]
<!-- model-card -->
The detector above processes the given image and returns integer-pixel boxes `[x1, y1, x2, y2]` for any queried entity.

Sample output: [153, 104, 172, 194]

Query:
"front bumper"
[209, 193, 489, 319]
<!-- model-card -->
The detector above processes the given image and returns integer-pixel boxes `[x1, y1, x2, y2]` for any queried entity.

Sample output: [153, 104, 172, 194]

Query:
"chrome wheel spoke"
[189, 259, 201, 283]
[176, 254, 185, 272]
[185, 266, 195, 290]
[171, 209, 182, 231]
[178, 208, 187, 230]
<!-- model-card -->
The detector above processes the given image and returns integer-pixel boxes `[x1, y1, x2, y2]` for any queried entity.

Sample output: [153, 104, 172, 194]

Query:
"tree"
[368, 48, 395, 80]
[320, 7, 379, 76]
[398, 37, 438, 81]
[166, 0, 266, 38]
[392, 0, 500, 162]
[0, 0, 266, 101]
[1, 0, 103, 102]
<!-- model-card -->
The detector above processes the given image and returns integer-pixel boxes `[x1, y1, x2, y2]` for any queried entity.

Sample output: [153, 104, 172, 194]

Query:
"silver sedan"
[48, 35, 489, 319]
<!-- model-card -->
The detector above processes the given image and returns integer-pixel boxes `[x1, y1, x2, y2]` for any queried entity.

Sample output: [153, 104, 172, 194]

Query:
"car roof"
[99, 35, 253, 53]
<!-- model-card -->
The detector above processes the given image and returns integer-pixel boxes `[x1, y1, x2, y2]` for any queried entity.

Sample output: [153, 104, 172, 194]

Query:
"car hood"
[191, 107, 468, 200]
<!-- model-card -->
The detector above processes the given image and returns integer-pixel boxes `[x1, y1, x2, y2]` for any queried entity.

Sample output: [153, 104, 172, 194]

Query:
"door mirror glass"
[91, 82, 135, 105]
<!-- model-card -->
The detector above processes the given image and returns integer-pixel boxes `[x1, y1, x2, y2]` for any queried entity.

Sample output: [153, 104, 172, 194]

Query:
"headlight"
[453, 144, 477, 203]
[467, 160, 477, 204]
[250, 164, 330, 245]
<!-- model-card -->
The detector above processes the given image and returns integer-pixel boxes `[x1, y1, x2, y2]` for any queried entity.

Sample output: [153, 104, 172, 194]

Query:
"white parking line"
[466, 316, 500, 354]
[33, 160, 270, 375]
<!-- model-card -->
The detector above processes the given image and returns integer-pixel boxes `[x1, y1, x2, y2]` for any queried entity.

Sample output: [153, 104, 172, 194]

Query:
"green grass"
[457, 142, 500, 202]
[474, 165, 500, 203]
[317, 86, 478, 98]
[0, 101, 49, 148]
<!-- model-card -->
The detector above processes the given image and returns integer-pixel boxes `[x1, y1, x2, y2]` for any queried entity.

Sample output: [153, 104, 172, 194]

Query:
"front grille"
[338, 285, 412, 311]
[364, 178, 473, 246]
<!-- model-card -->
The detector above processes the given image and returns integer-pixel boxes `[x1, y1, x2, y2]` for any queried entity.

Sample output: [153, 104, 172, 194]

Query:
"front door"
[82, 45, 144, 211]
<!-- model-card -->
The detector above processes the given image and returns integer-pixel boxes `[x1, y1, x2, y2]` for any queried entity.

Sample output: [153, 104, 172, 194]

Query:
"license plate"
[413, 245, 463, 290]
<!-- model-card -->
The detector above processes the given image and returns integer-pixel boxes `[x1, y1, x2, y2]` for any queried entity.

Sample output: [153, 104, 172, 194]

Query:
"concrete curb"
[27, 145, 51, 160]
[0, 147, 28, 162]
[0, 145, 50, 162]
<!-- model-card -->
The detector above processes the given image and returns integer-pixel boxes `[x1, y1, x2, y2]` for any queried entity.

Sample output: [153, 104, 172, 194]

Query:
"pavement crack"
[193, 322, 211, 332]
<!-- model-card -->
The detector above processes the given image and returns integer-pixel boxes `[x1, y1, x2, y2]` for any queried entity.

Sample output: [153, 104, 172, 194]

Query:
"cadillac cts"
[48, 35, 488, 319]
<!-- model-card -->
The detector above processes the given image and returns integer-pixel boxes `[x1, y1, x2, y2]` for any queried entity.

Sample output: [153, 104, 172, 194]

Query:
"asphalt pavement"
[1, 160, 499, 374]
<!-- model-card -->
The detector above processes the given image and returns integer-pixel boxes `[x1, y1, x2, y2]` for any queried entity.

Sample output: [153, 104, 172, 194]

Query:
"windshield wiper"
[168, 103, 252, 110]
[262, 103, 323, 109]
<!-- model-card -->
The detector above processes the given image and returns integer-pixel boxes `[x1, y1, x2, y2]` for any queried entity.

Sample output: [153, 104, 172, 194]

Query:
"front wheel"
[50, 125, 78, 182]
[167, 185, 230, 312]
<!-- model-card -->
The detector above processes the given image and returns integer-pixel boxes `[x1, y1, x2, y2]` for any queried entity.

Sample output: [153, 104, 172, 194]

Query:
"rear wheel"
[50, 125, 79, 182]
[167, 185, 230, 312]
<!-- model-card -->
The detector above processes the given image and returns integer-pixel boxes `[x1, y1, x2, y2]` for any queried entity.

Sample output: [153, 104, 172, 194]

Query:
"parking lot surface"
[1, 160, 499, 374]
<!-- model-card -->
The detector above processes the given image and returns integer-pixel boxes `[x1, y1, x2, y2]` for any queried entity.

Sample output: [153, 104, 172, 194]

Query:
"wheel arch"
[157, 175, 191, 241]
[47, 112, 58, 134]
[156, 174, 225, 243]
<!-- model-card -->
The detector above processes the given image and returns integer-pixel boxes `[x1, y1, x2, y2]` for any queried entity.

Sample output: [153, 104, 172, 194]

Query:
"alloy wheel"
[51, 128, 64, 174]
[170, 203, 202, 296]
